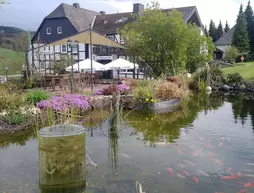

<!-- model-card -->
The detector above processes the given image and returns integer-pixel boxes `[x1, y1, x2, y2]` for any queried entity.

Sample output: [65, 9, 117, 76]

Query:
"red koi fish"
[193, 176, 199, 183]
[168, 168, 174, 176]
[219, 142, 224, 147]
[225, 167, 232, 173]
[176, 173, 186, 179]
[244, 182, 254, 188]
[192, 148, 203, 157]
[221, 172, 241, 180]
[238, 189, 247, 193]
[208, 152, 216, 159]
[181, 169, 190, 176]
[214, 159, 223, 165]
[183, 160, 196, 166]
[198, 170, 209, 177]
[220, 137, 225, 141]
[176, 147, 182, 155]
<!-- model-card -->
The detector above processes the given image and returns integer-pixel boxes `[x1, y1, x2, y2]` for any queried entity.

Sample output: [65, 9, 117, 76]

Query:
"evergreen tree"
[208, 20, 217, 42]
[204, 25, 209, 36]
[245, 1, 254, 53]
[233, 4, 250, 54]
[216, 20, 224, 40]
[224, 21, 230, 33]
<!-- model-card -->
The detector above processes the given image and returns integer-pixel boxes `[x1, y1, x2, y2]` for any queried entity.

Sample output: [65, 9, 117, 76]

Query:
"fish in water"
[246, 163, 254, 166]
[193, 176, 199, 183]
[241, 169, 254, 172]
[225, 168, 232, 173]
[176, 174, 186, 179]
[192, 148, 203, 157]
[213, 159, 222, 165]
[181, 169, 190, 176]
[176, 147, 182, 155]
[221, 172, 241, 180]
[168, 168, 174, 176]
[220, 137, 225, 141]
[198, 170, 209, 177]
[238, 189, 247, 193]
[208, 152, 216, 159]
[244, 182, 254, 188]
[183, 160, 196, 166]
[242, 174, 254, 177]
[219, 142, 223, 147]
[118, 153, 130, 158]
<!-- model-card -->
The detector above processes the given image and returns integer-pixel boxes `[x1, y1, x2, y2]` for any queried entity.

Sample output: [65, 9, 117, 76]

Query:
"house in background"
[28, 3, 204, 71]
[214, 26, 235, 60]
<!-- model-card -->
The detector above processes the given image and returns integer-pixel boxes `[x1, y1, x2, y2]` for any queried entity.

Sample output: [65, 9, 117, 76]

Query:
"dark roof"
[215, 26, 235, 46]
[93, 6, 198, 35]
[46, 3, 99, 32]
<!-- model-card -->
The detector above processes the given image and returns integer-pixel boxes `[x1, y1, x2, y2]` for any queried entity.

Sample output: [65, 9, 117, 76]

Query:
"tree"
[232, 4, 250, 54]
[224, 46, 238, 63]
[216, 20, 224, 40]
[204, 25, 209, 37]
[186, 24, 215, 73]
[121, 2, 189, 77]
[208, 20, 218, 42]
[245, 0, 254, 53]
[224, 21, 230, 33]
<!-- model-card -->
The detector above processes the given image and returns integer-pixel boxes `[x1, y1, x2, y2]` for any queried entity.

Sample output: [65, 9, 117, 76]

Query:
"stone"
[88, 96, 112, 109]
[206, 86, 212, 91]
[240, 85, 246, 89]
[222, 85, 230, 91]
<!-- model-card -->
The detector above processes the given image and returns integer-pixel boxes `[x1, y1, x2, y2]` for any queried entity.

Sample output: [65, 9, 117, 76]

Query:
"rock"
[88, 96, 112, 109]
[222, 85, 230, 91]
[240, 85, 246, 89]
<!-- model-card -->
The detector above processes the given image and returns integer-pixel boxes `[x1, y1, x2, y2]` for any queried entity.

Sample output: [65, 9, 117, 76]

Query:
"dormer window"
[57, 27, 62, 34]
[46, 28, 51, 35]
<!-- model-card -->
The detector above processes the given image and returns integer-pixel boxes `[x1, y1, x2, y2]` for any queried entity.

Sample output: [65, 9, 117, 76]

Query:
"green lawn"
[222, 62, 254, 80]
[0, 47, 25, 75]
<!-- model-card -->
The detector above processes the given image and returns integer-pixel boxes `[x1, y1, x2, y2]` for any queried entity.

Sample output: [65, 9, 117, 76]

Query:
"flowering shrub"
[134, 86, 156, 109]
[37, 94, 90, 113]
[92, 84, 130, 96]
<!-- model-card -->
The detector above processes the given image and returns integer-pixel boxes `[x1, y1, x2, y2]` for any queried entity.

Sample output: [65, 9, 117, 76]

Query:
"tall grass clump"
[26, 90, 50, 105]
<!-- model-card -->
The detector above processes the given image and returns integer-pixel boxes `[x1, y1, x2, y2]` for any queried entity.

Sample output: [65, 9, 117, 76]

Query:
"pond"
[1, 93, 254, 193]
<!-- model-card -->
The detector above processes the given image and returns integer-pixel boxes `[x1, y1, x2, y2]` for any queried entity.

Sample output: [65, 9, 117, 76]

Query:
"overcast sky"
[0, 0, 252, 31]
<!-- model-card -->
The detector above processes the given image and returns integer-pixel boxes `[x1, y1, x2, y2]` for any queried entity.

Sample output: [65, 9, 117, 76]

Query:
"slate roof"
[215, 26, 235, 46]
[93, 6, 198, 35]
[46, 3, 99, 32]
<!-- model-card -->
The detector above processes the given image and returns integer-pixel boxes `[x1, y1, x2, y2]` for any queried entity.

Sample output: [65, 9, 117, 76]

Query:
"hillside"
[0, 47, 25, 75]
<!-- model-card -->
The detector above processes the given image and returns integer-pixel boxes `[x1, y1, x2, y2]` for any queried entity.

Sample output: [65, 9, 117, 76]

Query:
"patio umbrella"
[66, 59, 108, 72]
[105, 58, 139, 69]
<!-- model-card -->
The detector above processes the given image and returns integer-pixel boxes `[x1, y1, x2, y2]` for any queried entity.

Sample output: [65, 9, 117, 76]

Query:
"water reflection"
[126, 93, 225, 146]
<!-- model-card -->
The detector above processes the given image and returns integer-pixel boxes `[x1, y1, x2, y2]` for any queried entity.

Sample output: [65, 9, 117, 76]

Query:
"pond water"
[1, 93, 254, 193]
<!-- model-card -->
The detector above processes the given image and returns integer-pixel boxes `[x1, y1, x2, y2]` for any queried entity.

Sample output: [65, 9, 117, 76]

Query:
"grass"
[0, 47, 25, 75]
[222, 62, 254, 80]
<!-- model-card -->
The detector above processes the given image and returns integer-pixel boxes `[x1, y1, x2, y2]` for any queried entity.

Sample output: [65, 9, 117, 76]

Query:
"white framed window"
[57, 27, 62, 34]
[46, 27, 51, 35]
[62, 45, 67, 53]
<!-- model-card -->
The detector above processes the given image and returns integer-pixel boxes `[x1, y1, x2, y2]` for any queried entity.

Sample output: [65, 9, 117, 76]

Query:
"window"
[62, 45, 67, 53]
[57, 27, 62, 34]
[48, 46, 51, 51]
[46, 27, 51, 35]
[106, 34, 115, 41]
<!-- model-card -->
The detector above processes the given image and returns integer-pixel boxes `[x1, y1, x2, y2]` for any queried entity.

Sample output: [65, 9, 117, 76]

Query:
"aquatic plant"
[134, 85, 156, 109]
[26, 89, 50, 105]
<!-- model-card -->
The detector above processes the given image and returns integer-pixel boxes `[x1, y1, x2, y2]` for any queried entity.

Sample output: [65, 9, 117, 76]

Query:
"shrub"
[226, 73, 243, 85]
[5, 112, 26, 125]
[155, 82, 189, 100]
[224, 46, 238, 63]
[0, 87, 26, 110]
[166, 76, 182, 88]
[92, 84, 130, 96]
[134, 86, 156, 109]
[26, 90, 50, 105]
[121, 78, 139, 88]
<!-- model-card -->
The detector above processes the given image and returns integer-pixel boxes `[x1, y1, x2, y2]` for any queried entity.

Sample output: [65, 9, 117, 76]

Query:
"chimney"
[133, 3, 144, 16]
[99, 11, 106, 15]
[73, 3, 80, 9]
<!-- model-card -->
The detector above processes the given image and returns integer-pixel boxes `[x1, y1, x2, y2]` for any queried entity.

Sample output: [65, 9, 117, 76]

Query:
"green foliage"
[224, 21, 230, 33]
[216, 21, 224, 40]
[26, 90, 50, 105]
[121, 3, 189, 77]
[232, 4, 250, 54]
[0, 88, 26, 110]
[209, 20, 218, 42]
[226, 73, 243, 85]
[244, 1, 254, 53]
[5, 111, 26, 125]
[24, 78, 36, 89]
[204, 25, 209, 37]
[224, 46, 238, 63]
[186, 24, 215, 73]
[134, 83, 156, 109]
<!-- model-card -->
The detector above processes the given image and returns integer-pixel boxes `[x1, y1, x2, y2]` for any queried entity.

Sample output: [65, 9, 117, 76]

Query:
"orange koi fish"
[208, 152, 216, 159]
[198, 170, 209, 177]
[214, 159, 222, 165]
[221, 172, 241, 180]
[176, 147, 182, 155]
[225, 167, 232, 172]
[219, 142, 223, 147]
[244, 182, 254, 188]
[181, 169, 190, 176]
[193, 176, 199, 183]
[192, 148, 203, 157]
[183, 160, 196, 166]
[238, 189, 247, 193]
[168, 168, 174, 176]
[220, 137, 225, 141]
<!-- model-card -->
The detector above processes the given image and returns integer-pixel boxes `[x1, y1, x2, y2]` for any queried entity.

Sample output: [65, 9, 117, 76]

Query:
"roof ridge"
[61, 2, 99, 14]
